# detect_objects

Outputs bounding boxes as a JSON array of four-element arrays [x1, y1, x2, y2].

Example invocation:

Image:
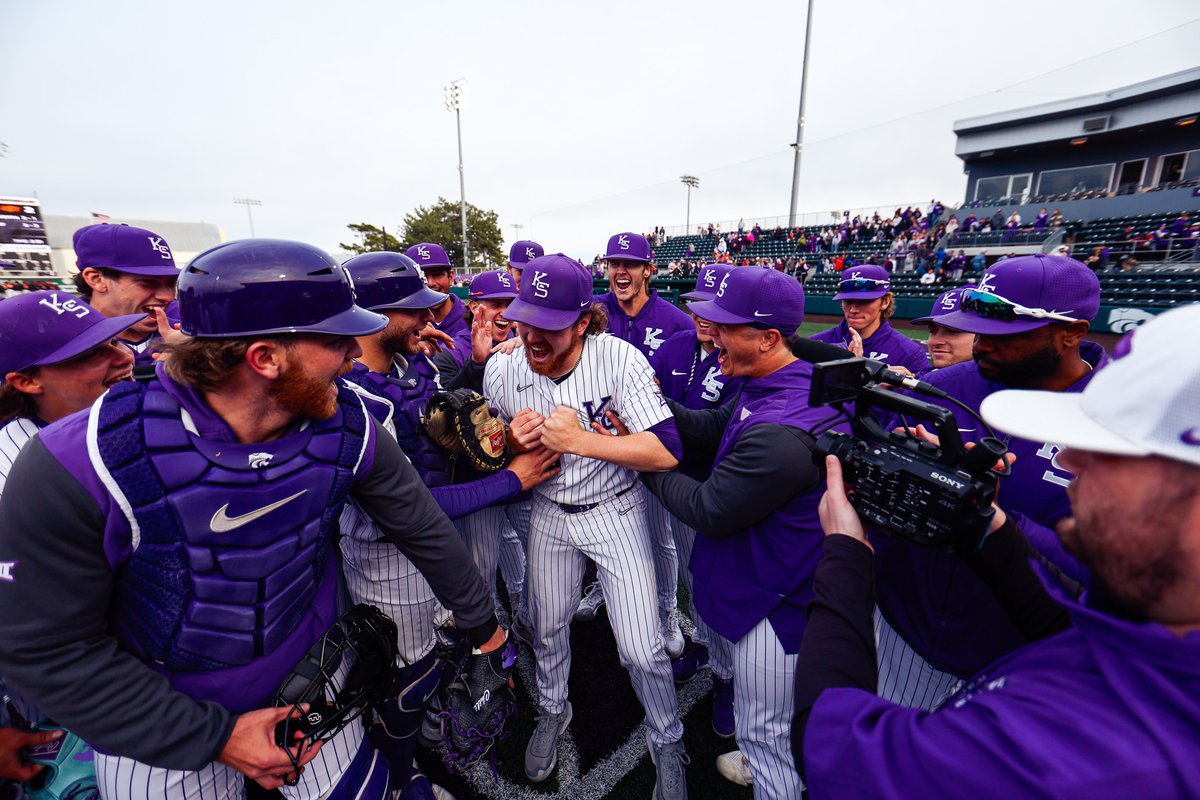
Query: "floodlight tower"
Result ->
[[680, 175, 700, 232], [233, 198, 262, 237], [444, 79, 469, 270]]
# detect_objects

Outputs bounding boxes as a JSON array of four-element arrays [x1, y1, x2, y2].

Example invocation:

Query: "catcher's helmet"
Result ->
[[343, 251, 448, 311], [177, 239, 387, 338]]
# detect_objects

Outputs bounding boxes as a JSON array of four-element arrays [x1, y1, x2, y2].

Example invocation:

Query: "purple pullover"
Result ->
[[599, 289, 693, 359], [810, 318, 928, 375]]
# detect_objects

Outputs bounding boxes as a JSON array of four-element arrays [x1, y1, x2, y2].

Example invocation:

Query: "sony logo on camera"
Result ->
[[930, 471, 966, 489]]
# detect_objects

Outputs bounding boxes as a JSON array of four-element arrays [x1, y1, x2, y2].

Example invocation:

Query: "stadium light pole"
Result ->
[[444, 79, 470, 271], [680, 175, 700, 232], [788, 0, 815, 228], [233, 198, 262, 237]]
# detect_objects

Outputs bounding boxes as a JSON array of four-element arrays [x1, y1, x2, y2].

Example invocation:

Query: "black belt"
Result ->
[[556, 483, 633, 515]]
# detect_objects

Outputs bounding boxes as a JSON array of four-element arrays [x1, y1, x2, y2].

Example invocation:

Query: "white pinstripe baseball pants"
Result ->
[[340, 536, 442, 666], [874, 608, 961, 710], [645, 492, 680, 614], [672, 519, 734, 680], [527, 485, 683, 745], [94, 717, 383, 800], [733, 618, 804, 800], [454, 506, 505, 600], [499, 499, 531, 618]]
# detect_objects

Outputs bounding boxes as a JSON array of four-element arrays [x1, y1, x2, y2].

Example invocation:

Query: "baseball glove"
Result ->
[[273, 604, 399, 784], [424, 389, 511, 473], [438, 638, 518, 772]]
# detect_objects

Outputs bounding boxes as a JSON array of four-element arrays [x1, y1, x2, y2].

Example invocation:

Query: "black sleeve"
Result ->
[[958, 516, 1071, 642], [791, 534, 878, 779], [432, 350, 462, 386], [0, 439, 234, 771], [665, 397, 733, 451], [444, 357, 485, 392], [641, 423, 820, 538], [352, 420, 498, 647]]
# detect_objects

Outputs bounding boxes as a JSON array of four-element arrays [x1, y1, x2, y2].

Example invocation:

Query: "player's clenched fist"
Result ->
[[540, 405, 590, 454], [508, 407, 546, 453]]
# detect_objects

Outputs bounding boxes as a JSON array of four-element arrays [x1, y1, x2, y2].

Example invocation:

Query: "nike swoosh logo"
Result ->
[[517, 383, 533, 392], [210, 490, 307, 533], [1182, 427, 1200, 446], [671, 370, 686, 376], [958, 428, 976, 433], [752, 311, 771, 317], [617, 506, 632, 516]]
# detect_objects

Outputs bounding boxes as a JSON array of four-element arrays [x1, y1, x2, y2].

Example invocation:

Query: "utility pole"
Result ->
[[788, 0, 815, 228], [444, 79, 469, 271], [680, 175, 700, 233], [233, 198, 262, 237]]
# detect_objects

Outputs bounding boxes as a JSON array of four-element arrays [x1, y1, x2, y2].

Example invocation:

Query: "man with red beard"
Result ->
[[0, 240, 511, 800], [795, 303, 1200, 799], [483, 254, 690, 798]]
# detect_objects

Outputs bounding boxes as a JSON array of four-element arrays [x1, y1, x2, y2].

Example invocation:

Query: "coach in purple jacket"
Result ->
[[796, 303, 1200, 799], [642, 268, 842, 799]]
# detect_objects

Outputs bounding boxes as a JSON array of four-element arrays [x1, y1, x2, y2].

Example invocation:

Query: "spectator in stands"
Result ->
[[1152, 224, 1172, 255], [919, 268, 937, 285], [948, 250, 968, 280], [971, 251, 987, 274], [990, 210, 1006, 230], [1048, 209, 1064, 229], [1172, 212, 1191, 236], [962, 213, 978, 232], [1033, 208, 1050, 230], [811, 264, 929, 374], [1083, 247, 1110, 273]]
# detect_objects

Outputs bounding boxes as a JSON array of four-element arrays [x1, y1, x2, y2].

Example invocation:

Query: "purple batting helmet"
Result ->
[[343, 251, 447, 311]]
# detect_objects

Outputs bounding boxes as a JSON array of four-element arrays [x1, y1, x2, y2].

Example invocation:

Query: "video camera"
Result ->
[[792, 338, 1008, 551]]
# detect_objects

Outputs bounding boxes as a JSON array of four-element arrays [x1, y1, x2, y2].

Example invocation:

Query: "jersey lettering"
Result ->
[[700, 366, 724, 403], [867, 351, 889, 361], [582, 396, 614, 430], [643, 327, 664, 353], [1035, 442, 1073, 488]]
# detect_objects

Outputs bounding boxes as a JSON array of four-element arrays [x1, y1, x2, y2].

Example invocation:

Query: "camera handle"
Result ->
[[852, 384, 968, 464]]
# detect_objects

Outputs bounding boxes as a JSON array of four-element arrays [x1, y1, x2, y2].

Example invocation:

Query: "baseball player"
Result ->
[[643, 267, 840, 800], [872, 254, 1107, 710], [405, 243, 468, 338], [909, 286, 974, 370], [795, 303, 1200, 798], [595, 232, 693, 655], [0, 291, 143, 498], [70, 223, 181, 365], [483, 254, 689, 799], [0, 239, 509, 800], [810, 264, 928, 375], [432, 269, 518, 380], [506, 239, 544, 289], [647, 264, 741, 733], [337, 251, 554, 796]]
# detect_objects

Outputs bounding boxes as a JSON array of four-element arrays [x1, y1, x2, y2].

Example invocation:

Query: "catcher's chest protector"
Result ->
[[343, 358, 451, 487], [94, 379, 368, 671]]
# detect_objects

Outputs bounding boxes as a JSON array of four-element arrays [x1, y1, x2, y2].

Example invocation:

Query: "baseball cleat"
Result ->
[[672, 641, 710, 683], [711, 676, 736, 739], [525, 702, 573, 782], [647, 732, 691, 800], [660, 608, 686, 659], [716, 750, 753, 787], [573, 582, 605, 622]]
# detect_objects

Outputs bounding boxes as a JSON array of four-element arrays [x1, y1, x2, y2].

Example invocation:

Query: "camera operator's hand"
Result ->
[[819, 455, 872, 551]]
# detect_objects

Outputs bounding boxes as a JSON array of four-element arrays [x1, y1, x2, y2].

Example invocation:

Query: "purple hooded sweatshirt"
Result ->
[[600, 288, 693, 359], [811, 318, 928, 375]]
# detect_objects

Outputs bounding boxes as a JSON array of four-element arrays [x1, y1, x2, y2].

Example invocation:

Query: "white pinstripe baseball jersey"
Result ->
[[483, 333, 671, 507], [0, 417, 39, 500]]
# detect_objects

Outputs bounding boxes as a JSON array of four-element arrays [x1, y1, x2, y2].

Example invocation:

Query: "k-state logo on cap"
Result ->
[[848, 269, 862, 279], [498, 273, 512, 287], [939, 293, 957, 311], [148, 237, 172, 259], [618, 234, 630, 250], [977, 272, 999, 294], [716, 273, 730, 298], [525, 247, 536, 259], [39, 292, 90, 319], [703, 270, 716, 288], [532, 270, 550, 299], [416, 245, 431, 260]]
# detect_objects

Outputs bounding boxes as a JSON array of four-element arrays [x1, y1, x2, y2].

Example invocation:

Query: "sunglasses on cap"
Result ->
[[839, 277, 890, 292], [962, 290, 1080, 323]]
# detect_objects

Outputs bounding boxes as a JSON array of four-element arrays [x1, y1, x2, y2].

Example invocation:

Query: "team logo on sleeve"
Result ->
[[148, 237, 172, 259], [39, 293, 91, 319], [618, 235, 630, 250], [532, 270, 551, 299]]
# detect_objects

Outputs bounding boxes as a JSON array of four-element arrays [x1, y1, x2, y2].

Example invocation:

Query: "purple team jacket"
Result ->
[[811, 318, 929, 375], [689, 360, 841, 652], [599, 289, 693, 359], [874, 341, 1108, 675], [806, 572, 1200, 799]]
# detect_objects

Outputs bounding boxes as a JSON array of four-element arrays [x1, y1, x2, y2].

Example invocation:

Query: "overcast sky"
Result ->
[[2, 0, 1198, 262]]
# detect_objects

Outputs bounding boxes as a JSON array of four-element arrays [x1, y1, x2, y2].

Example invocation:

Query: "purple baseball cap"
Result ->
[[73, 223, 181, 277], [604, 232, 653, 264], [508, 240, 544, 270], [0, 291, 146, 379], [681, 263, 735, 301], [405, 242, 453, 271], [911, 287, 969, 325], [935, 254, 1100, 336], [689, 268, 805, 333], [833, 264, 890, 301], [468, 269, 518, 300], [503, 254, 593, 331]]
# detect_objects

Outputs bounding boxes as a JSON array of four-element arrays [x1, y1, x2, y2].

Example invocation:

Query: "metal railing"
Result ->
[[659, 200, 934, 239]]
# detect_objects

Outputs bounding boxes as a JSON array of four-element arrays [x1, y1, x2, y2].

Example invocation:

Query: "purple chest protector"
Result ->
[[341, 357, 450, 487], [95, 379, 368, 672]]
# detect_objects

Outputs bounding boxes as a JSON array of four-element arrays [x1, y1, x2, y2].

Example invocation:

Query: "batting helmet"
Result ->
[[177, 239, 387, 338], [342, 251, 448, 311]]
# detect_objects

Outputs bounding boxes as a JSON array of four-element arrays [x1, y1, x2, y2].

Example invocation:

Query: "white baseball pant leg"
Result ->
[[673, 518, 734, 680], [733, 618, 804, 800], [453, 505, 504, 601], [340, 536, 441, 665], [528, 486, 683, 745], [645, 492, 679, 615], [874, 607, 962, 710]]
